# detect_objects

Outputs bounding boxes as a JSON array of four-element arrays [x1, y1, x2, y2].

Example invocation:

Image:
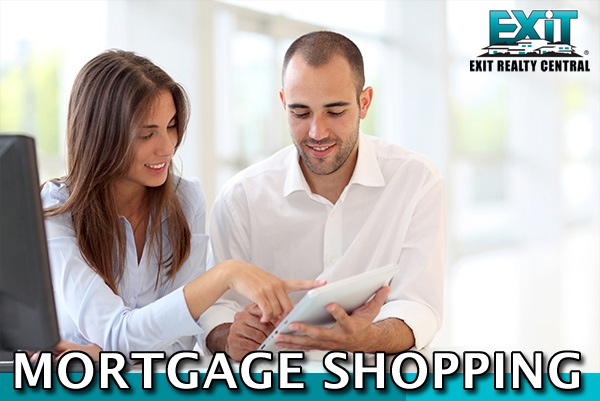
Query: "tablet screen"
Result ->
[[259, 263, 399, 353]]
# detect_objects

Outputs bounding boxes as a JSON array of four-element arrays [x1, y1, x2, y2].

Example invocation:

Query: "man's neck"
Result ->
[[301, 149, 358, 204]]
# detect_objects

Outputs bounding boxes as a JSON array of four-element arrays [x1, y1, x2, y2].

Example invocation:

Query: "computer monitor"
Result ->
[[0, 134, 60, 370]]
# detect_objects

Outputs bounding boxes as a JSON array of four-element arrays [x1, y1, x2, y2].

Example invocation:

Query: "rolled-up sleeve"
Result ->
[[376, 177, 446, 349]]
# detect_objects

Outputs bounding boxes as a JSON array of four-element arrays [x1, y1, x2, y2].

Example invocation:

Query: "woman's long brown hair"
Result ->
[[47, 50, 191, 294]]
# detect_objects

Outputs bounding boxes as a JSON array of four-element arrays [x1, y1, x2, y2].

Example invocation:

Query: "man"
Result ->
[[201, 31, 445, 361]]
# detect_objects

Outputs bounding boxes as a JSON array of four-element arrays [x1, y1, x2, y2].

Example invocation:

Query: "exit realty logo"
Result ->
[[471, 9, 590, 72]]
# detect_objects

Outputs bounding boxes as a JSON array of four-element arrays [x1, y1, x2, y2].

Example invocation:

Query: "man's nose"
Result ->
[[309, 115, 329, 141]]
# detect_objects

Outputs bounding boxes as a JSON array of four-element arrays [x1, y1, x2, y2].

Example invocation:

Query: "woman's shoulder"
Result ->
[[40, 180, 76, 239], [173, 176, 206, 219], [40, 180, 69, 208]]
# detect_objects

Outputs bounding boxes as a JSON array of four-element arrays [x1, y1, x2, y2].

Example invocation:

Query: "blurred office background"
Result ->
[[1, 0, 598, 369]]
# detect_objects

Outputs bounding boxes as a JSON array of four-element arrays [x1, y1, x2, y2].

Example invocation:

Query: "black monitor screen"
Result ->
[[0, 134, 59, 355]]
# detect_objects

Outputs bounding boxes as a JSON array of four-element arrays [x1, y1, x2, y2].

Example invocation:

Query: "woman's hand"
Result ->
[[184, 259, 325, 323], [223, 260, 325, 323], [51, 340, 103, 361], [29, 339, 103, 363]]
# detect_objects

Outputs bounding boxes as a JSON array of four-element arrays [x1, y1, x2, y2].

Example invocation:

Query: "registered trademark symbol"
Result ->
[[584, 50, 589, 55]]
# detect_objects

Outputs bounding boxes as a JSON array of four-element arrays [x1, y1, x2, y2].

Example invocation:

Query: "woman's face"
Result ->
[[115, 90, 178, 196]]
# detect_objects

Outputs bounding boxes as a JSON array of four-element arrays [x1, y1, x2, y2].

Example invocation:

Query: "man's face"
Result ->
[[280, 55, 372, 176]]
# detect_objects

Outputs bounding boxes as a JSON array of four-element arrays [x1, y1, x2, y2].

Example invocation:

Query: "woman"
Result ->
[[41, 50, 320, 359]]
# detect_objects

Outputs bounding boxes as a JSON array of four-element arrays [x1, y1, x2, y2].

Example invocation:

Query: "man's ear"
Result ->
[[279, 89, 286, 110], [359, 86, 373, 119]]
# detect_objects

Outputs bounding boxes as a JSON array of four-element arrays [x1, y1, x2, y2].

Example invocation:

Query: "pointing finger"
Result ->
[[284, 279, 327, 293]]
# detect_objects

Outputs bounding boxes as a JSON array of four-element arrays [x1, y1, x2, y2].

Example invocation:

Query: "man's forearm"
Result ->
[[206, 323, 232, 354], [366, 318, 415, 353]]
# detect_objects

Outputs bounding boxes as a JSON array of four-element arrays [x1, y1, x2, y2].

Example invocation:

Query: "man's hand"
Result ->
[[273, 286, 411, 353], [206, 279, 326, 360], [226, 304, 276, 361]]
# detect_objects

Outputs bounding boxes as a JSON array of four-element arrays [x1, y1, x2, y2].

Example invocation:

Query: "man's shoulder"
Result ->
[[366, 135, 444, 181], [221, 145, 295, 192]]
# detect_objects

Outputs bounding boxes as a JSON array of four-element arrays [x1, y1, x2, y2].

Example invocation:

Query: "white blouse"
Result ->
[[41, 177, 208, 358]]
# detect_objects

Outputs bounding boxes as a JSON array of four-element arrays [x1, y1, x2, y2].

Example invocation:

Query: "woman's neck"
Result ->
[[113, 182, 148, 221]]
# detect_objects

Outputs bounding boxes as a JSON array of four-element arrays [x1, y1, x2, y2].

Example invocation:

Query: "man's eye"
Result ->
[[328, 110, 345, 117], [292, 112, 309, 119]]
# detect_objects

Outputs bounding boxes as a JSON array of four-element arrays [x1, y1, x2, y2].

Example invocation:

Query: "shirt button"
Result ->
[[329, 257, 336, 265], [330, 211, 336, 218]]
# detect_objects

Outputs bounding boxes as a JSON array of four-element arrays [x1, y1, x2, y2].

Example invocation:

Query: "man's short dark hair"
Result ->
[[282, 31, 365, 95]]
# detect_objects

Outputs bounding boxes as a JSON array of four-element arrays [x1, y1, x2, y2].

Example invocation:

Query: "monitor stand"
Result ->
[[0, 350, 14, 372]]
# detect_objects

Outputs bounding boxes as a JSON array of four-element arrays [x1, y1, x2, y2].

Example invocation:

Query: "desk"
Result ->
[[129, 347, 583, 374], [128, 349, 427, 373]]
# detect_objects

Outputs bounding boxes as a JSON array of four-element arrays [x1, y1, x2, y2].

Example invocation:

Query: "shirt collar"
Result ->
[[348, 132, 386, 188], [283, 132, 385, 198], [283, 147, 309, 197]]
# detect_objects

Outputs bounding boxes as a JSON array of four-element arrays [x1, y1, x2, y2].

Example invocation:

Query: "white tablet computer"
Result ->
[[258, 263, 399, 353]]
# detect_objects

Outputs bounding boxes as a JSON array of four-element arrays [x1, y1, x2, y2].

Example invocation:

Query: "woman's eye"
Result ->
[[140, 133, 153, 140]]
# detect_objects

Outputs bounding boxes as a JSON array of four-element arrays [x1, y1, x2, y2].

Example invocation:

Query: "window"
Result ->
[[210, 1, 386, 194], [445, 0, 599, 356], [2, 0, 598, 366], [0, 0, 108, 182]]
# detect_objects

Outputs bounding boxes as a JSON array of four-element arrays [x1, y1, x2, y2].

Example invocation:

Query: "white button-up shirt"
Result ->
[[202, 133, 446, 350], [41, 177, 208, 358]]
